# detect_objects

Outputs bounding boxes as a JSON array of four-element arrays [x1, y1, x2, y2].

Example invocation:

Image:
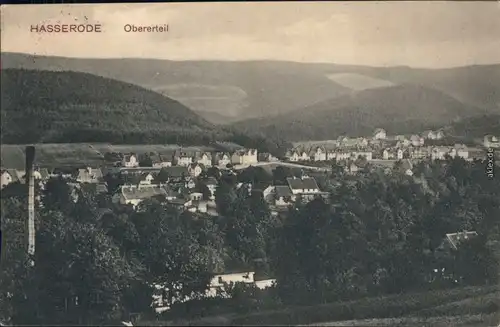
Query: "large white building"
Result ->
[[152, 271, 276, 312], [231, 149, 258, 165]]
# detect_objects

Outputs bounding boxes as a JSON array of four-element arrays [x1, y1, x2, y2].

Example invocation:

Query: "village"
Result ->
[[1, 130, 499, 213], [1, 129, 498, 314]]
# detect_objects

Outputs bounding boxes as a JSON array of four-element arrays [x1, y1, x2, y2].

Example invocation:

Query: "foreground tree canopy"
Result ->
[[1, 156, 498, 324]]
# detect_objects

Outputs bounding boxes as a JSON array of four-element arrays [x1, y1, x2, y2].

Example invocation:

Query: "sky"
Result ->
[[1, 2, 499, 68]]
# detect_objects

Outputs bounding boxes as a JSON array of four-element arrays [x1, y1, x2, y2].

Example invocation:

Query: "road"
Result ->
[[233, 161, 331, 172]]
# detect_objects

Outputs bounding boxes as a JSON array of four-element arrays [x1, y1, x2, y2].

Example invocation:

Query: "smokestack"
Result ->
[[25, 146, 36, 259]]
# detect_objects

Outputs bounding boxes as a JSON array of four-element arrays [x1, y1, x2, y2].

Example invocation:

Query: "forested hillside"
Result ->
[[3, 53, 498, 123], [232, 84, 489, 141], [0, 69, 226, 144]]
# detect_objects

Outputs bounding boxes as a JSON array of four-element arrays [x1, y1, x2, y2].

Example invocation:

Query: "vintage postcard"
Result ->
[[1, 2, 499, 326]]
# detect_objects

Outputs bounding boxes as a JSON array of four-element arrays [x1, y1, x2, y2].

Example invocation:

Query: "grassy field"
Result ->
[[0, 143, 216, 169], [137, 285, 499, 326]]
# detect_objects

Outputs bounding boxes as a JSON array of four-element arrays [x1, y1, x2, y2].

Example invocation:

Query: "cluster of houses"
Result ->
[[284, 128, 475, 163], [120, 148, 260, 169]]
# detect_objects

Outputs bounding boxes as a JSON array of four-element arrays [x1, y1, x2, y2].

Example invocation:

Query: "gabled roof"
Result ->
[[275, 185, 293, 198], [123, 154, 137, 161], [122, 174, 144, 185], [286, 177, 319, 191], [198, 152, 213, 159], [189, 162, 205, 170], [2, 169, 23, 183], [400, 159, 413, 171], [164, 166, 189, 178], [37, 168, 50, 180], [150, 154, 172, 164]]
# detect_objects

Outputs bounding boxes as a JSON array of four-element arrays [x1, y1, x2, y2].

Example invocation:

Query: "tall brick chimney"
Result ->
[[25, 146, 36, 259]]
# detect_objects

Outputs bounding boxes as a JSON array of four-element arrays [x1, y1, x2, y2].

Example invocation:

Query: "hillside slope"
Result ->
[[3, 53, 500, 118], [232, 84, 490, 141], [3, 53, 498, 124], [0, 69, 223, 144], [444, 114, 500, 139], [0, 53, 351, 122]]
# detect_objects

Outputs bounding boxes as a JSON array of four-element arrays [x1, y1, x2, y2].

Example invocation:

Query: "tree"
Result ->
[[195, 182, 212, 201], [103, 173, 124, 194], [206, 167, 221, 179], [215, 182, 237, 217], [130, 203, 219, 307], [155, 168, 170, 183], [272, 166, 294, 185], [238, 167, 272, 185], [42, 176, 74, 212], [138, 155, 153, 167]]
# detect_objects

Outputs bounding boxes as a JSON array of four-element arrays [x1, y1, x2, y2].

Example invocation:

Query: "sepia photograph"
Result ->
[[0, 2, 499, 326]]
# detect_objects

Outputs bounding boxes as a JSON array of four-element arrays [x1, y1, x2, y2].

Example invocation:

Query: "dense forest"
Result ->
[[0, 69, 224, 144], [1, 156, 499, 325], [0, 69, 290, 156]]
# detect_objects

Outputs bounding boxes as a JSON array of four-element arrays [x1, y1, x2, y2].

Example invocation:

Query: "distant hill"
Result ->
[[195, 110, 243, 125], [444, 114, 500, 139], [0, 53, 350, 123], [231, 84, 490, 141], [4, 52, 498, 124], [0, 69, 225, 144]]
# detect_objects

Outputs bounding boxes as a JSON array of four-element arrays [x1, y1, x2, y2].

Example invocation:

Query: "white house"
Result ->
[[273, 185, 296, 206], [410, 147, 429, 159], [286, 150, 300, 162], [188, 163, 204, 177], [213, 152, 231, 167], [312, 147, 327, 161], [255, 279, 276, 289], [382, 148, 394, 160], [286, 176, 320, 195], [326, 151, 336, 161], [231, 149, 258, 165], [122, 154, 139, 168], [396, 149, 403, 160], [117, 184, 175, 207], [76, 167, 103, 184], [1, 169, 19, 189], [140, 173, 155, 185], [203, 177, 218, 200], [424, 130, 445, 140], [484, 135, 500, 148], [373, 128, 387, 140], [410, 135, 425, 147], [174, 151, 194, 167], [151, 155, 173, 168], [197, 152, 212, 168], [152, 270, 276, 313], [431, 147, 449, 160]]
